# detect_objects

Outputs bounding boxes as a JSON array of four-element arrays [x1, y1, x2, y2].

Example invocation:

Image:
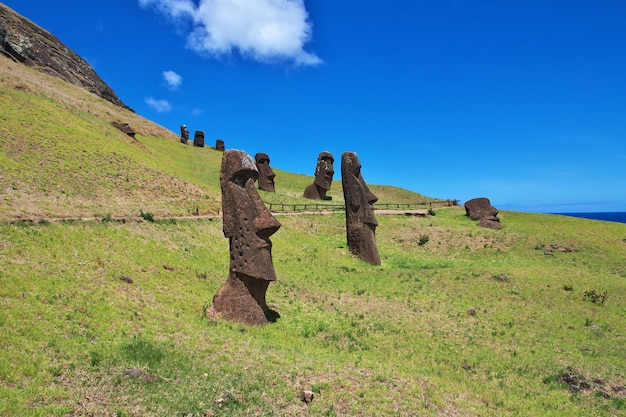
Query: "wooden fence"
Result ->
[[264, 199, 458, 213]]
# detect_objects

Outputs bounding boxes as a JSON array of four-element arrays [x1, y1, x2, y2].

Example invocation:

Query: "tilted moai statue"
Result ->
[[303, 151, 335, 200], [208, 150, 281, 325], [193, 130, 205, 147], [341, 152, 381, 265], [255, 152, 276, 192], [180, 124, 189, 144], [215, 139, 225, 152], [464, 197, 502, 229]]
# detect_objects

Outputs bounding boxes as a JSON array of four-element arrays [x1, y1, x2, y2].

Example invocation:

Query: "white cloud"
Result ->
[[145, 97, 172, 112], [163, 70, 183, 89], [139, 0, 321, 66]]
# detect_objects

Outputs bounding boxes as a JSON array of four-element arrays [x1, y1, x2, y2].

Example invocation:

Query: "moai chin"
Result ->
[[209, 150, 281, 325], [303, 151, 334, 200], [341, 152, 381, 265], [255, 152, 276, 192], [215, 139, 225, 152]]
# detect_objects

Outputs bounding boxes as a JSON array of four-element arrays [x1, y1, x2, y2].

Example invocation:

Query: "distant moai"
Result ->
[[303, 151, 335, 200], [341, 152, 381, 265], [193, 130, 205, 147], [208, 150, 281, 325], [215, 139, 225, 152], [255, 152, 276, 192], [180, 124, 189, 144], [110, 121, 136, 139], [464, 197, 502, 229]]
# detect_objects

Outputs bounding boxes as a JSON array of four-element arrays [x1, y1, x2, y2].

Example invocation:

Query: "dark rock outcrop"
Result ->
[[0, 3, 132, 111]]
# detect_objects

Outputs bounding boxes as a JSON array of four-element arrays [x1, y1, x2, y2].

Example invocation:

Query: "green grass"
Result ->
[[1, 211, 624, 416], [1, 55, 625, 416]]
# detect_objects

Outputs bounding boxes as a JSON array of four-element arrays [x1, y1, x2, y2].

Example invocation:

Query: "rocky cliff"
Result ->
[[0, 3, 132, 111]]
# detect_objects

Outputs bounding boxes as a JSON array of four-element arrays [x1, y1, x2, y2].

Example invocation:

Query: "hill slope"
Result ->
[[1, 36, 625, 417], [0, 54, 438, 221]]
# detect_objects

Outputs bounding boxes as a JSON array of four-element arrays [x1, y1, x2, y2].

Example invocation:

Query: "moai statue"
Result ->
[[341, 152, 381, 265], [255, 152, 276, 192], [464, 197, 502, 229], [215, 139, 225, 152], [193, 130, 205, 147], [208, 150, 281, 325], [303, 151, 335, 200], [180, 124, 189, 144]]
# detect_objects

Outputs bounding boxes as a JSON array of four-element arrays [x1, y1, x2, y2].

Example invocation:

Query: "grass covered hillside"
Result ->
[[0, 55, 436, 221], [1, 54, 625, 416]]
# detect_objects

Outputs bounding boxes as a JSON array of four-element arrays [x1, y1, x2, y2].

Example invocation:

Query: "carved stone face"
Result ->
[[255, 152, 276, 192], [341, 152, 380, 265], [221, 150, 281, 280], [314, 151, 335, 191]]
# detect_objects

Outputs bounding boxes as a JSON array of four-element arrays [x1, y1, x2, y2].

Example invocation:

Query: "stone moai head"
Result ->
[[341, 152, 381, 265], [215, 139, 225, 152], [180, 124, 189, 144], [209, 150, 281, 325], [193, 130, 205, 147], [255, 152, 276, 192], [464, 197, 502, 229], [303, 151, 335, 200]]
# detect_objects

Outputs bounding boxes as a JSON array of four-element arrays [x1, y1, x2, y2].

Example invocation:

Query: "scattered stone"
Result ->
[[479, 216, 503, 229], [341, 152, 381, 266], [467, 308, 477, 316], [163, 265, 174, 272], [120, 275, 133, 284], [462, 362, 472, 370], [215, 392, 233, 407], [494, 274, 508, 282], [301, 390, 314, 404], [124, 368, 156, 382]]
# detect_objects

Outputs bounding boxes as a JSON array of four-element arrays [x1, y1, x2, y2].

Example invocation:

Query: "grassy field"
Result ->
[[1, 55, 625, 416]]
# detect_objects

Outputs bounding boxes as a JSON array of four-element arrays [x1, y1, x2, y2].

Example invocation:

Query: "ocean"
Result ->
[[553, 212, 626, 224]]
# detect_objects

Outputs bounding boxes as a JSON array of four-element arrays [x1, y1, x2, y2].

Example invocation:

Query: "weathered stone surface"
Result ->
[[341, 152, 381, 265], [304, 151, 334, 200], [301, 390, 314, 404], [208, 150, 281, 325], [215, 139, 225, 151], [0, 3, 132, 111], [465, 197, 502, 228], [479, 216, 503, 229], [180, 124, 189, 144], [255, 153, 276, 192], [193, 130, 205, 147], [464, 197, 498, 220], [110, 121, 136, 138]]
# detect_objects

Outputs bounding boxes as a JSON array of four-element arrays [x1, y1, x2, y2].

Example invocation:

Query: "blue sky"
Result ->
[[5, 0, 626, 212]]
